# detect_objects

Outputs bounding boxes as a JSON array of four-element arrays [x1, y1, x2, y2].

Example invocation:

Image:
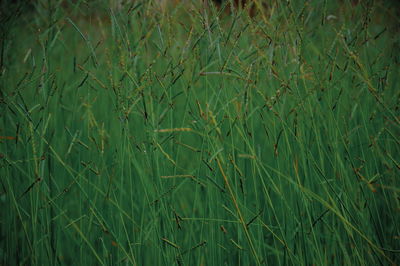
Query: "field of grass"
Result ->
[[1, 0, 399, 265]]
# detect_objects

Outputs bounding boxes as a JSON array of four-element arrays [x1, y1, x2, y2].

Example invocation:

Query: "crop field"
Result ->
[[1, 0, 399, 265]]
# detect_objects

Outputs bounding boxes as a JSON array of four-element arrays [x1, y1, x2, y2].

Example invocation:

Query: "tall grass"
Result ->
[[1, 0, 399, 265]]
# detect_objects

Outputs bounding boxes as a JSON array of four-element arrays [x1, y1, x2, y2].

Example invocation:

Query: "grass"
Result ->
[[1, 0, 399, 265]]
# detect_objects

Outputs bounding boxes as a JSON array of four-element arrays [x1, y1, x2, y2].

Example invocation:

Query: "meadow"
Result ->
[[1, 0, 399, 265]]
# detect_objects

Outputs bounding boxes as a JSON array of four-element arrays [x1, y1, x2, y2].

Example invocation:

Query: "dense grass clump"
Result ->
[[1, 0, 399, 265]]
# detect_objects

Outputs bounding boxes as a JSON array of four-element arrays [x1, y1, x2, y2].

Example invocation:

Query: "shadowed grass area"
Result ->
[[1, 0, 399, 265]]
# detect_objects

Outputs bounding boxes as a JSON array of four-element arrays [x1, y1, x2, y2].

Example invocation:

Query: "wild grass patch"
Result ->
[[1, 0, 399, 265]]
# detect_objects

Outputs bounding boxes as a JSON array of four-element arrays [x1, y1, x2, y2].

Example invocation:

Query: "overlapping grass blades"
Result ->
[[1, 0, 399, 265]]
